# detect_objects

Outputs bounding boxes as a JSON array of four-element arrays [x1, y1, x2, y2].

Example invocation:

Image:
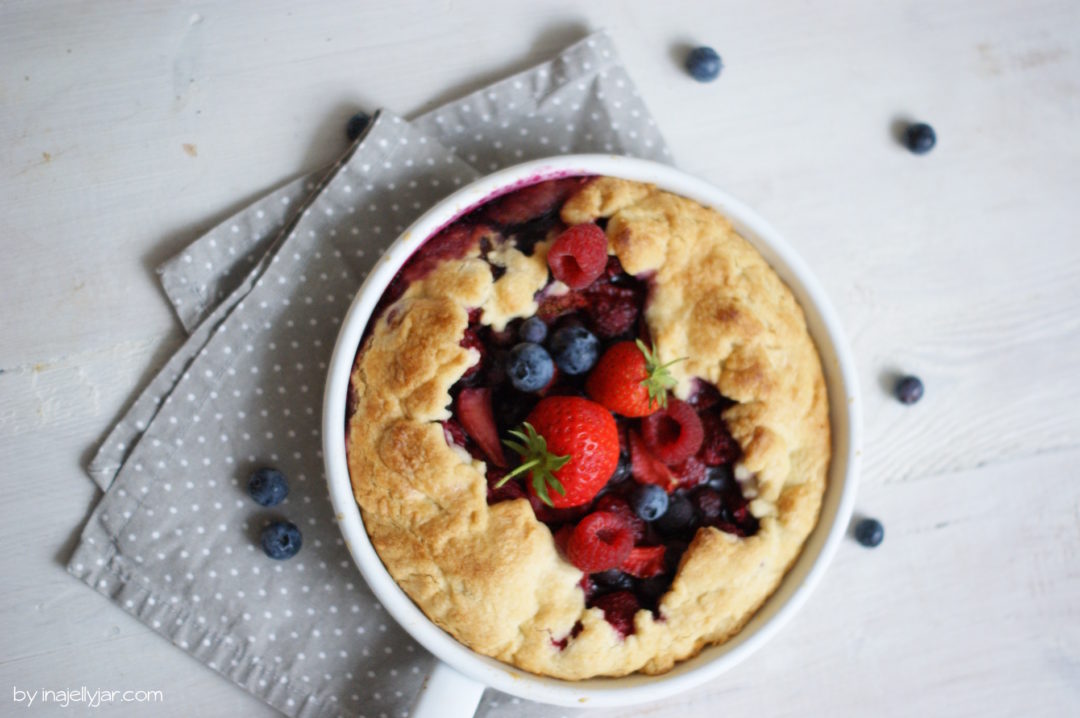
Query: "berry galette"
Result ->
[[345, 176, 830, 679]]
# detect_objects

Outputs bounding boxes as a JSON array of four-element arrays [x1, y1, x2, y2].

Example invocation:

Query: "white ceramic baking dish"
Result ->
[[323, 155, 861, 717]]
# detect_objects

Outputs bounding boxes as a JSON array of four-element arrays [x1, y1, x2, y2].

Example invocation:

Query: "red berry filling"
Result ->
[[483, 177, 584, 226], [699, 412, 741, 466], [455, 388, 507, 467], [547, 223, 609, 290], [641, 399, 703, 464], [366, 178, 761, 639], [593, 494, 647, 543], [629, 429, 674, 490], [583, 282, 641, 339], [620, 545, 667, 578], [591, 591, 640, 638], [566, 512, 634, 573]]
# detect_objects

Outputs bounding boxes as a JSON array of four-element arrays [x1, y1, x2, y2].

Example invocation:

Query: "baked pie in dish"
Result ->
[[344, 175, 830, 679]]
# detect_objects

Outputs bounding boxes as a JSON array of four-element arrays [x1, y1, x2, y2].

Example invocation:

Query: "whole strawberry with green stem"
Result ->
[[586, 339, 684, 417], [497, 396, 619, 508]]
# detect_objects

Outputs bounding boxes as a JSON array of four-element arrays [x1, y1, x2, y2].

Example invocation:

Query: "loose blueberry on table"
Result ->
[[895, 374, 924, 404], [261, 520, 303, 560], [903, 122, 936, 155], [248, 467, 289, 507], [685, 46, 723, 82], [853, 518, 885, 548], [345, 111, 371, 141], [379, 178, 758, 640]]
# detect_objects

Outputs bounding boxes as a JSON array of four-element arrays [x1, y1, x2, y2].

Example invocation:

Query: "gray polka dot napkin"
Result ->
[[72, 32, 670, 718]]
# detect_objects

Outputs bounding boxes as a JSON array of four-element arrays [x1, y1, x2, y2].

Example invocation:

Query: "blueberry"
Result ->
[[663, 541, 689, 574], [853, 518, 885, 548], [630, 484, 669, 521], [904, 122, 936, 155], [506, 342, 555, 392], [685, 46, 722, 82], [895, 375, 924, 404], [248, 468, 289, 507], [261, 521, 302, 560], [637, 575, 669, 604], [549, 326, 599, 375], [519, 316, 548, 344], [610, 452, 632, 484], [705, 464, 734, 492], [592, 569, 634, 592], [346, 111, 371, 141], [655, 492, 695, 534]]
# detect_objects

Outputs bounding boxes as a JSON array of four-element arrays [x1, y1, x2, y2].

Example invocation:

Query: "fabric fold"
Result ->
[[73, 31, 672, 718]]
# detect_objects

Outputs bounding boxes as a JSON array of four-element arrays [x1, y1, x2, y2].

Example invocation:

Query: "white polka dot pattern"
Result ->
[[74, 31, 671, 718]]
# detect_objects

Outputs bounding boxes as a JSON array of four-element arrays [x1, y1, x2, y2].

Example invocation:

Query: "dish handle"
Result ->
[[412, 661, 486, 718]]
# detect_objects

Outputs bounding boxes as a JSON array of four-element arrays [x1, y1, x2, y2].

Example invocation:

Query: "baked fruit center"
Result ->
[[376, 178, 761, 640]]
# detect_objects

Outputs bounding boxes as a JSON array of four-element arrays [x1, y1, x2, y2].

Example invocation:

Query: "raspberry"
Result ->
[[670, 455, 708, 490], [628, 430, 675, 491], [584, 283, 640, 338], [593, 494, 647, 543], [547, 224, 608, 289], [566, 512, 634, 573], [699, 412, 740, 466], [591, 590, 640, 637], [620, 545, 666, 578], [641, 399, 704, 465]]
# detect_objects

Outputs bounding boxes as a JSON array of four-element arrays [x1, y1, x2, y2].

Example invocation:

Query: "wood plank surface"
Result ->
[[2, 0, 1078, 715]]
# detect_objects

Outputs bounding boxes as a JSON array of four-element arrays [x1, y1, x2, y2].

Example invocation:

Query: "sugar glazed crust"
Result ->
[[346, 177, 830, 679]]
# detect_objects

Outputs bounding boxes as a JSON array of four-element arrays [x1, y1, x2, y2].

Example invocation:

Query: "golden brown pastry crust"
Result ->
[[346, 177, 830, 679]]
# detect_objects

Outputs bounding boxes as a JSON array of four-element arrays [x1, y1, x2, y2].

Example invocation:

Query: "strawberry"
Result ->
[[628, 430, 675, 491], [459, 326, 485, 380], [455, 388, 507, 467], [566, 511, 634, 573], [400, 223, 492, 285], [591, 591, 640, 638], [547, 223, 608, 289], [585, 340, 682, 418], [497, 396, 619, 508], [483, 177, 583, 225], [641, 399, 704, 465], [536, 290, 588, 323], [620, 545, 667, 578]]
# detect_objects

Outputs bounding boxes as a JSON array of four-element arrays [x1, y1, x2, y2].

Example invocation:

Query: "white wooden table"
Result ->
[[2, 1, 1078, 715]]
